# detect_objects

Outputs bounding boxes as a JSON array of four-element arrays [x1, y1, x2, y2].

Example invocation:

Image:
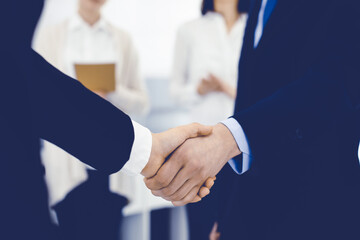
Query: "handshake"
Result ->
[[141, 123, 242, 206]]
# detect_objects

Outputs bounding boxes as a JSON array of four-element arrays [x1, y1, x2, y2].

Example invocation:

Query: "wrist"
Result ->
[[141, 133, 161, 177], [214, 124, 242, 160]]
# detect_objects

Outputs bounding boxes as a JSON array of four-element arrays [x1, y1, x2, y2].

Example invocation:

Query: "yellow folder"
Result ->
[[75, 63, 116, 92]]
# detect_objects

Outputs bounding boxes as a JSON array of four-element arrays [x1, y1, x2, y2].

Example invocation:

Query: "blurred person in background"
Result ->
[[170, 0, 249, 239], [35, 0, 149, 239]]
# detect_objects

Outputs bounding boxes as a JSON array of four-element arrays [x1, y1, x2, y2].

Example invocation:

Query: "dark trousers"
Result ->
[[53, 170, 128, 240], [151, 208, 171, 240]]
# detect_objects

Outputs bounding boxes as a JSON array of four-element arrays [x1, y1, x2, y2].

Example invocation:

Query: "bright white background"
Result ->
[[35, 0, 202, 78]]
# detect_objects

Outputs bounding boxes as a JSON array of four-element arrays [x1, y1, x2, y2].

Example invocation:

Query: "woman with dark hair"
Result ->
[[171, 0, 248, 126], [202, 0, 250, 16], [170, 0, 249, 239]]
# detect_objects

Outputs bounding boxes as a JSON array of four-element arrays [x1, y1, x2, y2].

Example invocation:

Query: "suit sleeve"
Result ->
[[27, 49, 135, 175], [233, 2, 360, 172]]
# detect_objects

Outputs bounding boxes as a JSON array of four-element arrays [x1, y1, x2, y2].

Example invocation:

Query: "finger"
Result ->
[[182, 123, 213, 139], [144, 167, 182, 191], [190, 195, 202, 203], [146, 136, 197, 192], [162, 123, 212, 156], [172, 185, 202, 207], [204, 177, 215, 189], [198, 186, 210, 199], [144, 159, 183, 191], [154, 164, 197, 198], [160, 163, 204, 201], [209, 73, 218, 80]]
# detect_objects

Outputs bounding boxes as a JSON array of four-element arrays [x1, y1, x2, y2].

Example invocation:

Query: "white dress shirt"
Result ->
[[171, 12, 247, 125], [254, 0, 269, 48]]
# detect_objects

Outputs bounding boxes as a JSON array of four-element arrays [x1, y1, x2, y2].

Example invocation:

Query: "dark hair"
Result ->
[[201, 0, 250, 15]]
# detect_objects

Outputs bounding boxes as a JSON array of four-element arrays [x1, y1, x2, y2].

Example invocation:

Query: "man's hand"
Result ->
[[141, 123, 213, 178], [141, 123, 215, 202], [145, 123, 241, 206]]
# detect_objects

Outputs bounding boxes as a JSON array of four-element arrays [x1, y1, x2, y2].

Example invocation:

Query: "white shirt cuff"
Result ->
[[221, 118, 252, 175], [120, 120, 152, 176]]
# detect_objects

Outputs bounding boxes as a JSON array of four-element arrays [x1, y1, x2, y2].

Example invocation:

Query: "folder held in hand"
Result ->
[[75, 63, 116, 92]]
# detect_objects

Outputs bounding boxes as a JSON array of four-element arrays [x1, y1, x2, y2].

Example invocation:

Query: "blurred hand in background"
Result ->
[[197, 74, 237, 99]]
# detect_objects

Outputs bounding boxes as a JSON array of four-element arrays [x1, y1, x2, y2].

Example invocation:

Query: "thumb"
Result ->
[[182, 123, 213, 139], [160, 123, 213, 160]]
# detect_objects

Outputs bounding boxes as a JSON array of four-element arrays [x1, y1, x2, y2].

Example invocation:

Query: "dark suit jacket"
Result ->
[[0, 47, 135, 239], [0, 2, 136, 236], [220, 0, 360, 239]]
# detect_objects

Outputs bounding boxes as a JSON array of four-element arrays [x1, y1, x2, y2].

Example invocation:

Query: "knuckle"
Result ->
[[183, 195, 193, 204], [182, 147, 192, 157], [168, 196, 178, 202], [199, 171, 207, 179], [198, 167, 207, 178], [189, 159, 200, 170], [156, 176, 169, 187], [191, 122, 200, 134], [161, 187, 173, 196], [170, 191, 183, 202], [167, 185, 176, 195], [144, 179, 153, 189], [151, 190, 160, 197], [168, 193, 179, 202], [163, 196, 172, 201], [191, 122, 200, 128]]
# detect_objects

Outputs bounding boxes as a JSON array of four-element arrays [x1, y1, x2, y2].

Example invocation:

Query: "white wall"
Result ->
[[35, 0, 202, 78]]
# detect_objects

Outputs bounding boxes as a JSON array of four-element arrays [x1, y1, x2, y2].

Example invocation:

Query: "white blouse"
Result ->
[[63, 15, 118, 78], [171, 12, 247, 125]]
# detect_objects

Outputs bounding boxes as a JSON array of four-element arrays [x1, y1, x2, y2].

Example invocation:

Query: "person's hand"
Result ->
[[144, 123, 241, 206], [197, 74, 236, 99], [141, 123, 213, 178], [197, 75, 221, 96], [209, 222, 221, 240], [141, 123, 216, 202]]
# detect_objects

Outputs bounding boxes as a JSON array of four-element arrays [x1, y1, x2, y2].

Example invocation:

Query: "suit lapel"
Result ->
[[254, 0, 304, 50], [236, 0, 304, 110]]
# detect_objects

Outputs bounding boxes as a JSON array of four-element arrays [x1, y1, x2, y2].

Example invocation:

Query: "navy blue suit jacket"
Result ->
[[0, 1, 135, 239], [221, 0, 360, 239]]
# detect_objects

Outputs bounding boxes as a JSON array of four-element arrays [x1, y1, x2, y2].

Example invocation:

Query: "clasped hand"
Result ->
[[141, 123, 241, 206]]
